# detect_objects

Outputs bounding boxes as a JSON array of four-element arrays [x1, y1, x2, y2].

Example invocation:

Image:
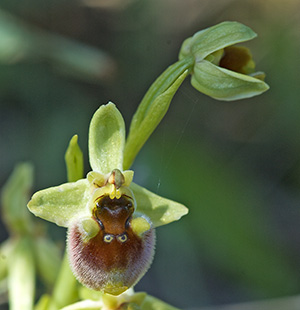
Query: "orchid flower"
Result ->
[[28, 102, 188, 296]]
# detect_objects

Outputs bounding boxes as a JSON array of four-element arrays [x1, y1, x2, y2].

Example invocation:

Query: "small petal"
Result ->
[[89, 102, 125, 173], [131, 216, 152, 237], [130, 183, 188, 228], [123, 170, 134, 186], [191, 60, 269, 101], [77, 217, 100, 243], [27, 179, 90, 227], [87, 171, 107, 188], [179, 21, 257, 61]]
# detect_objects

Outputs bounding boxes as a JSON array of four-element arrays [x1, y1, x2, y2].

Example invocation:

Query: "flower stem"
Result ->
[[8, 237, 35, 310], [123, 57, 194, 170]]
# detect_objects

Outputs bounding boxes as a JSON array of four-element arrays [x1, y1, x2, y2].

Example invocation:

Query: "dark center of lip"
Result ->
[[219, 46, 254, 75], [93, 195, 134, 234]]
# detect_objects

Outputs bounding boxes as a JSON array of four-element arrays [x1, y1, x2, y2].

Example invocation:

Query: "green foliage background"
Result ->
[[1, 0, 300, 308]]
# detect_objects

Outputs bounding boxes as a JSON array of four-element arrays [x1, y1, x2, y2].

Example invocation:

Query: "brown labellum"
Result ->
[[67, 195, 155, 295]]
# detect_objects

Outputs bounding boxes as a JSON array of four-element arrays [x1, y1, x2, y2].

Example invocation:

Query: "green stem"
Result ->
[[123, 57, 194, 170], [8, 237, 35, 310], [130, 57, 193, 128]]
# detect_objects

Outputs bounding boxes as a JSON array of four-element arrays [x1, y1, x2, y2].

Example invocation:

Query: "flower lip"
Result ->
[[218, 46, 255, 75]]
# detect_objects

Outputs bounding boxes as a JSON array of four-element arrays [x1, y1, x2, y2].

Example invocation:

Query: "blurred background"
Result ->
[[1, 0, 300, 309]]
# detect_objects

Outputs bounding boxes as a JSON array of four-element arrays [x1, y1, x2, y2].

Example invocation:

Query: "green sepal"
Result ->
[[179, 21, 257, 61], [130, 183, 188, 228], [89, 102, 125, 173], [27, 179, 90, 227], [65, 135, 84, 182], [124, 68, 190, 170], [191, 60, 269, 100], [8, 237, 35, 310], [1, 162, 34, 235]]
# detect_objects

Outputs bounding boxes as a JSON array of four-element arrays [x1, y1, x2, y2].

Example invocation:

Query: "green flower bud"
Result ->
[[179, 21, 269, 100]]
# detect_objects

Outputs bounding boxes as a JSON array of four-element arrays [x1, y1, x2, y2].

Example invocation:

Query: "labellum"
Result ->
[[67, 170, 155, 296]]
